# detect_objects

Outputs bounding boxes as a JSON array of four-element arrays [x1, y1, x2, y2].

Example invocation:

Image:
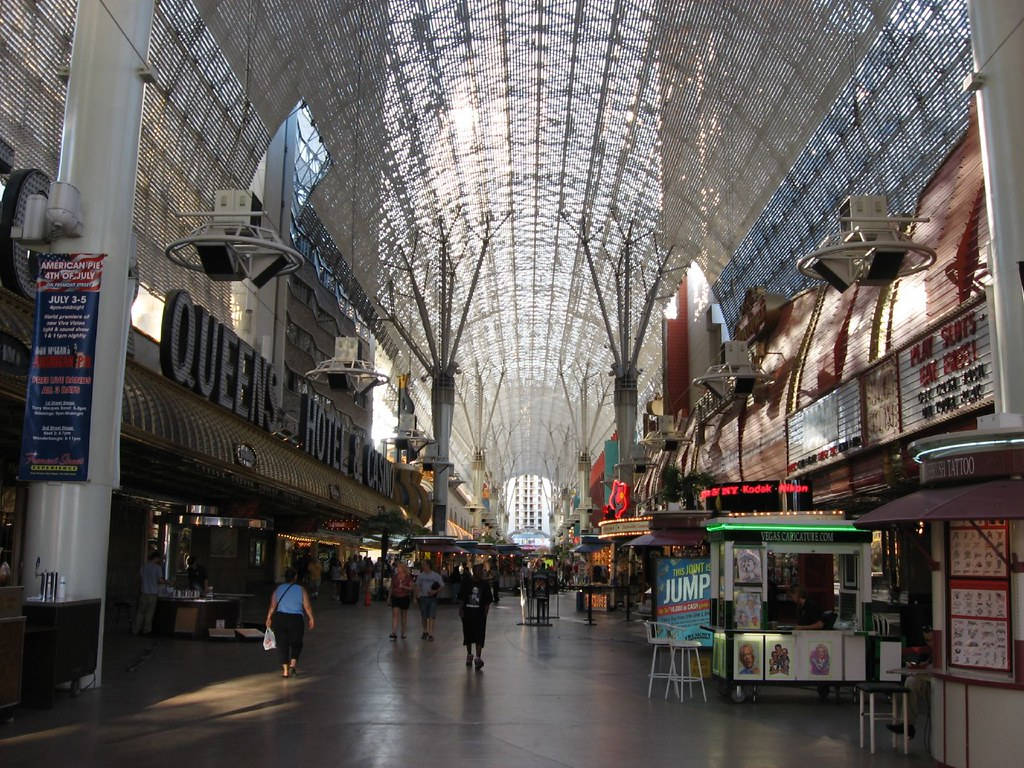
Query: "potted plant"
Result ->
[[661, 465, 683, 511], [680, 471, 715, 510]]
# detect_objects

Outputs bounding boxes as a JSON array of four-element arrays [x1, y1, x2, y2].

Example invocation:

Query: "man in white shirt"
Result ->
[[414, 559, 444, 640]]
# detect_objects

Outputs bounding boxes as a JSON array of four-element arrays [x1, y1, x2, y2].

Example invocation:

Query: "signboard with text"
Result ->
[[655, 557, 712, 646], [18, 254, 105, 481], [899, 306, 992, 433], [700, 480, 813, 513], [787, 379, 862, 474]]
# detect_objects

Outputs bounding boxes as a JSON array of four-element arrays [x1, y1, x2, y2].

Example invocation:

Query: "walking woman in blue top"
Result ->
[[265, 567, 315, 677]]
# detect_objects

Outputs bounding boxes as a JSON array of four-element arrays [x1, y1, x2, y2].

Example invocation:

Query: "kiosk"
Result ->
[[706, 515, 889, 702]]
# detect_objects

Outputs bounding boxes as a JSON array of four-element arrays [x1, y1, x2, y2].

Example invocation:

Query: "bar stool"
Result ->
[[855, 681, 910, 754], [643, 621, 673, 698], [667, 634, 707, 703]]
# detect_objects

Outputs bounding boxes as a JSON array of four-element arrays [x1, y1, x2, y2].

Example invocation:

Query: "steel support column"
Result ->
[[969, 0, 1024, 416], [22, 0, 155, 687], [430, 373, 455, 534]]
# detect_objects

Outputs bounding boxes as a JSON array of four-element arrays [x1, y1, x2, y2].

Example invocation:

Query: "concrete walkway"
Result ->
[[1, 592, 932, 767]]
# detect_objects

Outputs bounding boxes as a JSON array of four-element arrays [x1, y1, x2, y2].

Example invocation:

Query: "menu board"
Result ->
[[948, 520, 1011, 672], [949, 521, 1008, 578]]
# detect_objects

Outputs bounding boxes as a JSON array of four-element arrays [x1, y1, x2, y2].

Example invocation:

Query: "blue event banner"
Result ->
[[18, 253, 105, 482], [655, 557, 712, 646]]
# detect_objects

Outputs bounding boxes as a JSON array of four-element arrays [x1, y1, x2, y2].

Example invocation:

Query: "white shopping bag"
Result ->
[[263, 627, 276, 651]]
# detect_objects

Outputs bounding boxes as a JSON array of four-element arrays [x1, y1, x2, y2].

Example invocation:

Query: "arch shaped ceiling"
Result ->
[[197, 0, 891, 481]]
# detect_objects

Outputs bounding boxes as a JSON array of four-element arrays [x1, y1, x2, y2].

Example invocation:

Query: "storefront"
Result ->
[[855, 440, 1024, 767], [0, 285, 402, 616]]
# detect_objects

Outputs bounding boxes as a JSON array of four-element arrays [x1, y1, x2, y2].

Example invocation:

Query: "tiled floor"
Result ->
[[1, 592, 932, 767]]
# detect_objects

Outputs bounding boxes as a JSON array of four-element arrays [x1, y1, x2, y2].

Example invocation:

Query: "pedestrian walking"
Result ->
[[414, 558, 444, 640], [266, 567, 315, 677], [307, 556, 322, 600], [389, 561, 413, 639], [459, 563, 492, 669], [133, 551, 167, 635]]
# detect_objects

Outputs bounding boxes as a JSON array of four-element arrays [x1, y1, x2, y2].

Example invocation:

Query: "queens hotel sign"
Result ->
[[160, 291, 392, 497]]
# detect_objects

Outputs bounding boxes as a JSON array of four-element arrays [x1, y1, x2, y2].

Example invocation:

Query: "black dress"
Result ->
[[459, 577, 493, 647]]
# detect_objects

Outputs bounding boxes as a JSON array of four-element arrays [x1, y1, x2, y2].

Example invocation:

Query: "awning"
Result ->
[[573, 541, 611, 554], [854, 479, 1024, 527], [624, 529, 705, 548]]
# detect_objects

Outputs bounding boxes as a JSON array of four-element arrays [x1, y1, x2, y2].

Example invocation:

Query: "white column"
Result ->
[[968, 0, 1024, 415], [23, 0, 155, 686]]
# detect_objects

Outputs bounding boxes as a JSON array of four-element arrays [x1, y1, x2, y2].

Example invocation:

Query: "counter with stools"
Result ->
[[855, 681, 910, 755]]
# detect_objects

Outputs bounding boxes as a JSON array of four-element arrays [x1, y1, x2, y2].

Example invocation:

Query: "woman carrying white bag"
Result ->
[[265, 567, 315, 677]]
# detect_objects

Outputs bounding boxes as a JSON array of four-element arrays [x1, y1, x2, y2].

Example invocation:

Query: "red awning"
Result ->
[[854, 479, 1024, 527], [624, 529, 705, 548]]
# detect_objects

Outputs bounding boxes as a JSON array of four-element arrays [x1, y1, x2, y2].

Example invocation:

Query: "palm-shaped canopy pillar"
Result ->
[[560, 366, 611, 534], [377, 210, 503, 534], [459, 366, 505, 533], [567, 212, 674, 496]]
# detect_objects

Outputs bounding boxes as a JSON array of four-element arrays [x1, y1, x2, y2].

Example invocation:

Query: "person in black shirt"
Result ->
[[789, 586, 824, 629], [458, 563, 493, 669]]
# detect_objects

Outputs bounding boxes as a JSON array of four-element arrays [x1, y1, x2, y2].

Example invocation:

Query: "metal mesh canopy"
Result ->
[[196, 0, 892, 481]]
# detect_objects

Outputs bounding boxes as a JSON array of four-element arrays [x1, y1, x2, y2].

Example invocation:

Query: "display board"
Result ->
[[786, 379, 862, 474], [948, 520, 1011, 673], [655, 558, 712, 646]]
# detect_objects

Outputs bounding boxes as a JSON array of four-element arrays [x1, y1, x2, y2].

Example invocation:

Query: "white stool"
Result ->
[[643, 621, 673, 698], [856, 682, 910, 754], [666, 636, 707, 702]]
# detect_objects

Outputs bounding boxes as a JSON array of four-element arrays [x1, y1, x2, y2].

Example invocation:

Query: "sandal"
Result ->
[[389, 633, 397, 640], [474, 657, 484, 670]]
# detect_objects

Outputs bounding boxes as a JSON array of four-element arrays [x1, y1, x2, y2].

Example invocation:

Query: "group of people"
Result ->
[[265, 557, 496, 675]]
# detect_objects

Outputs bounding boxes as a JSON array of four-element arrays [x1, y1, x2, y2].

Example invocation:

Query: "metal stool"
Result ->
[[855, 681, 910, 754], [667, 635, 707, 702], [643, 621, 673, 698]]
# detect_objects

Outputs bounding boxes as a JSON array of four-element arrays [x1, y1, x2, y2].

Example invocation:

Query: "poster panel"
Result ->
[[733, 588, 762, 630], [655, 557, 712, 646], [763, 633, 797, 681], [18, 253, 105, 482], [796, 633, 842, 680], [733, 633, 764, 680]]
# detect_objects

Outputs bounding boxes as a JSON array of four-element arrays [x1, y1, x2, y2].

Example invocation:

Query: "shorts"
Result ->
[[391, 595, 411, 610], [418, 595, 438, 619]]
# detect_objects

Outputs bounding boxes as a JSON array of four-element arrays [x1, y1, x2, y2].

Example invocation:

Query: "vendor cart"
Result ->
[[706, 516, 895, 702]]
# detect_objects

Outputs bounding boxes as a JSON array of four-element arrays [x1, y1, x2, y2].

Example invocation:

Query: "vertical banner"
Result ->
[[655, 557, 712, 646], [18, 253, 105, 482]]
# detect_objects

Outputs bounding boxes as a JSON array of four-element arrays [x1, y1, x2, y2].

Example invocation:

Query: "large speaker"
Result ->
[[810, 260, 851, 293], [863, 249, 906, 284], [196, 243, 239, 280]]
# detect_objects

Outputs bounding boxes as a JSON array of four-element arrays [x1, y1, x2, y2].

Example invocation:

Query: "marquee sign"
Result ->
[[899, 306, 992, 433], [787, 379, 862, 474], [160, 290, 280, 431], [299, 394, 393, 497]]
